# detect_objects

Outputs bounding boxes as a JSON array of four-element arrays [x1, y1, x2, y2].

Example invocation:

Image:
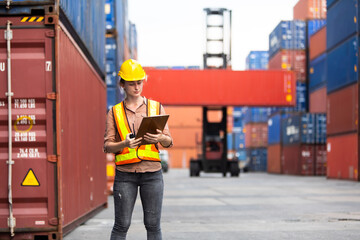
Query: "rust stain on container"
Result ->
[[327, 133, 359, 181], [327, 83, 358, 135], [309, 86, 327, 113], [310, 26, 326, 61]]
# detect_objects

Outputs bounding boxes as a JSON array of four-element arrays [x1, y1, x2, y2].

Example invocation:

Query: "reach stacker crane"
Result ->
[[143, 8, 296, 177]]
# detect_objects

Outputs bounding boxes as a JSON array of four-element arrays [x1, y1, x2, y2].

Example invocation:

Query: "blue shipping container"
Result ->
[[267, 113, 292, 145], [309, 53, 327, 92], [246, 51, 269, 70], [315, 114, 327, 144], [0, 0, 106, 74], [107, 87, 118, 110], [129, 22, 137, 58], [233, 107, 245, 128], [282, 113, 316, 145], [308, 19, 326, 39], [327, 35, 358, 93], [269, 20, 306, 57], [243, 108, 272, 124], [105, 0, 116, 30], [246, 148, 267, 172], [327, 0, 339, 8], [327, 0, 358, 51], [288, 81, 308, 112], [236, 149, 247, 161]]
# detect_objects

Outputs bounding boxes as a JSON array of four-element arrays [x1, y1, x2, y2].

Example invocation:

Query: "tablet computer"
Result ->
[[135, 115, 170, 145]]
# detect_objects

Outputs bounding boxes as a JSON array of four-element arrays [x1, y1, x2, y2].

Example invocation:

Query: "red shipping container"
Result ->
[[327, 83, 358, 135], [0, 17, 107, 238], [244, 123, 268, 148], [293, 0, 327, 20], [309, 86, 327, 113], [309, 26, 326, 61], [315, 145, 327, 176], [143, 69, 296, 106], [327, 133, 359, 181], [282, 145, 315, 175], [169, 127, 202, 148], [165, 106, 203, 128], [167, 148, 198, 168], [268, 50, 306, 82], [267, 144, 282, 174]]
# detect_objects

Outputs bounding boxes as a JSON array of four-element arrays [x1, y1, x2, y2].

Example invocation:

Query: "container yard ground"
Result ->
[[65, 169, 360, 240]]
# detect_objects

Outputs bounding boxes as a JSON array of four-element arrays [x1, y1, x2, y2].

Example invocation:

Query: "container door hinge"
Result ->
[[47, 155, 58, 163], [47, 92, 57, 100], [7, 217, 16, 228], [45, 30, 55, 38], [48, 218, 58, 226]]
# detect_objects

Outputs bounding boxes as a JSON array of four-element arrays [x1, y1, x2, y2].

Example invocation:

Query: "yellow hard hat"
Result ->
[[118, 59, 146, 81]]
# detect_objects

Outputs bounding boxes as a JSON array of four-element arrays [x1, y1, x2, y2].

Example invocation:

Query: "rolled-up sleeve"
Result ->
[[103, 109, 117, 153], [160, 105, 173, 148]]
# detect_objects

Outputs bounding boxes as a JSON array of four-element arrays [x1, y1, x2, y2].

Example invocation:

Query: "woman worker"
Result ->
[[103, 59, 173, 240]]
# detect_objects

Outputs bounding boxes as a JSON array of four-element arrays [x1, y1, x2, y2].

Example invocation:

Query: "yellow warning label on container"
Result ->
[[21, 169, 40, 186]]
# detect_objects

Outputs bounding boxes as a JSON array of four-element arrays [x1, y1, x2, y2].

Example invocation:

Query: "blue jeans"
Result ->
[[110, 170, 164, 240]]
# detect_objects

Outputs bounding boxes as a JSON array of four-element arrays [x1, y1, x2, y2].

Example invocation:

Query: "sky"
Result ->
[[128, 0, 299, 70]]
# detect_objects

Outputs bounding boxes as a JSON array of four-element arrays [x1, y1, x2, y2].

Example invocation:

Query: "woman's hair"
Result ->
[[119, 78, 125, 85]]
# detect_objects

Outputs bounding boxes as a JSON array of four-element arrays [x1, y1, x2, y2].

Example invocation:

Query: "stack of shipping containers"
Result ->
[[0, 1, 107, 239], [165, 107, 203, 168], [105, 0, 128, 109], [267, 0, 328, 176], [308, 17, 327, 176], [241, 51, 271, 171], [104, 0, 139, 193], [326, 0, 359, 181]]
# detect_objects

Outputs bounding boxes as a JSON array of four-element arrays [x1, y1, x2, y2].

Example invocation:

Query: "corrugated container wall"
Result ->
[[327, 35, 358, 93], [309, 53, 327, 91], [293, 0, 327, 20], [309, 86, 327, 113], [245, 51, 269, 70], [327, 83, 358, 135], [282, 113, 316, 145], [246, 148, 267, 172], [308, 19, 327, 39], [327, 133, 359, 181], [0, 0, 106, 76], [165, 107, 202, 168], [129, 22, 138, 60], [267, 144, 282, 174], [309, 26, 326, 61], [244, 123, 268, 148], [327, 0, 359, 51], [269, 20, 306, 57], [0, 15, 107, 239], [268, 50, 306, 82]]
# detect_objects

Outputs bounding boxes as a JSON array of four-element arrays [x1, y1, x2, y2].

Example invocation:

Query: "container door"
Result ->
[[0, 25, 57, 233]]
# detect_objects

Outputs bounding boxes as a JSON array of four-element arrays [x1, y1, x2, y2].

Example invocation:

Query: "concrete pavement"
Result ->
[[64, 169, 360, 240]]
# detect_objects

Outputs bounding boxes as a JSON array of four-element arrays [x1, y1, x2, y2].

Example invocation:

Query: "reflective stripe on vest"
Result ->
[[113, 99, 161, 165]]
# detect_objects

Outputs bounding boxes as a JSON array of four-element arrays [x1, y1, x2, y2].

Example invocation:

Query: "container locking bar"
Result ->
[[5, 20, 16, 237]]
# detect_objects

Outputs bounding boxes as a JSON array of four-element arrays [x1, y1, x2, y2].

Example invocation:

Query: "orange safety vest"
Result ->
[[112, 99, 161, 165]]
